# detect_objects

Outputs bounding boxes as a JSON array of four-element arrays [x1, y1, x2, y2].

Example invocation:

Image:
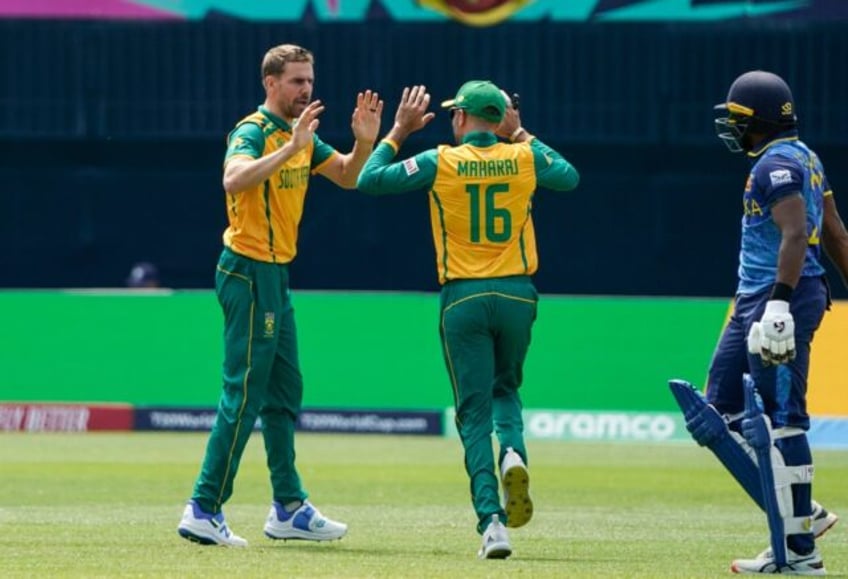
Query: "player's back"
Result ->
[[428, 139, 538, 284]]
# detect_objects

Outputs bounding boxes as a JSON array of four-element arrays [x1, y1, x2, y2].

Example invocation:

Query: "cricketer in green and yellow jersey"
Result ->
[[357, 81, 579, 557], [222, 107, 336, 263], [181, 44, 382, 547]]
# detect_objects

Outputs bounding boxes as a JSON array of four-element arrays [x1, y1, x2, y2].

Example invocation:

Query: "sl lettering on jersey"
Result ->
[[769, 169, 793, 187], [402, 157, 420, 176]]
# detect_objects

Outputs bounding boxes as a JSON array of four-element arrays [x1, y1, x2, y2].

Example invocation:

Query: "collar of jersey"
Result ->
[[460, 131, 498, 146], [747, 129, 799, 158], [258, 106, 293, 132]]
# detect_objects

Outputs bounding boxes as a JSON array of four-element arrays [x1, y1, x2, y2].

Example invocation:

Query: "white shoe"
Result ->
[[731, 547, 826, 575], [811, 501, 838, 539], [478, 514, 512, 559], [177, 500, 248, 547], [264, 501, 347, 541], [500, 447, 533, 528]]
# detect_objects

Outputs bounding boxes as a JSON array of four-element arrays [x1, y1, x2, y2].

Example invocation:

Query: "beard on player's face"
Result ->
[[281, 92, 310, 121]]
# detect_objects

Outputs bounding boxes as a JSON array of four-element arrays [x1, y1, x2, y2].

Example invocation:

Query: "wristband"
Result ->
[[770, 282, 794, 302], [381, 138, 399, 153]]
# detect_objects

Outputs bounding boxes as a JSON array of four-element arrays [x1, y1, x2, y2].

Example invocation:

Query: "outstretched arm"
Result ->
[[822, 193, 848, 288], [356, 143, 437, 195], [381, 85, 436, 151], [357, 85, 438, 195]]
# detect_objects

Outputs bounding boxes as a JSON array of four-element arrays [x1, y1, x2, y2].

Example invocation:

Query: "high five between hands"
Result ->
[[291, 90, 384, 151], [292, 85, 523, 150], [382, 85, 437, 146]]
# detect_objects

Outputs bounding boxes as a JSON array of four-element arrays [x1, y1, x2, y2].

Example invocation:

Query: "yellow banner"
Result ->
[[808, 300, 848, 416], [708, 299, 847, 417]]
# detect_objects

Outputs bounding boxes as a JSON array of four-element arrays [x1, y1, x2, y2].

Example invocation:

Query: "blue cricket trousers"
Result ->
[[706, 275, 829, 430]]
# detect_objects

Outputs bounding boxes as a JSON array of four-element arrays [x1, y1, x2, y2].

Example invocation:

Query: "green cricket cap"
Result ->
[[440, 80, 506, 123]]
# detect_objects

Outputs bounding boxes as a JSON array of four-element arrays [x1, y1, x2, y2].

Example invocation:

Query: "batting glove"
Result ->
[[747, 300, 795, 365]]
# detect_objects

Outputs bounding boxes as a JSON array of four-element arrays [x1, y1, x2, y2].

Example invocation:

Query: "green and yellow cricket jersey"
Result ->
[[222, 106, 337, 263], [356, 131, 579, 284]]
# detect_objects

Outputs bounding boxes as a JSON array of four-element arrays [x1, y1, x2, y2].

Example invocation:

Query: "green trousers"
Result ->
[[192, 247, 307, 513], [439, 276, 537, 533]]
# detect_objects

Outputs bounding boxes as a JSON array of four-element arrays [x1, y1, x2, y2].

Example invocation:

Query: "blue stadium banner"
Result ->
[[134, 406, 442, 435], [135, 407, 240, 432], [298, 409, 443, 435]]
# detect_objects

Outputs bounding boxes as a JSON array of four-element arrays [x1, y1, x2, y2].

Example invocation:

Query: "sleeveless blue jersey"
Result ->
[[737, 137, 829, 295]]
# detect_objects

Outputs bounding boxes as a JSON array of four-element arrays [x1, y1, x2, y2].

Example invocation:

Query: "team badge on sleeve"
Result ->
[[769, 169, 792, 187], [402, 157, 420, 176]]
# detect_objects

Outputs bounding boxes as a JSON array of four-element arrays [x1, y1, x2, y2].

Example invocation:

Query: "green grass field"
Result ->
[[1, 434, 846, 578]]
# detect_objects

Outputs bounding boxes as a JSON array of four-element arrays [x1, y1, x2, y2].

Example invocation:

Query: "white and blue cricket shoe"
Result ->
[[177, 500, 248, 547], [264, 501, 347, 541], [731, 547, 826, 575]]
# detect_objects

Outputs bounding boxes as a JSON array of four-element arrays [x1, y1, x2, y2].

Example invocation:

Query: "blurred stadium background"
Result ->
[[1, 0, 847, 445]]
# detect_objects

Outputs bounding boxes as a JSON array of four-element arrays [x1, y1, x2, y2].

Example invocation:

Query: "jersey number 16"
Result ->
[[466, 183, 511, 243]]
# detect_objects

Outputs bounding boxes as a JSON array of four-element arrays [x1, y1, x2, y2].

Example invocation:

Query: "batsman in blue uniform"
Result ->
[[670, 71, 848, 575]]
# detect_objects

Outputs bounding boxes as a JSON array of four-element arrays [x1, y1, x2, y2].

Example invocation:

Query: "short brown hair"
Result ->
[[261, 44, 314, 78]]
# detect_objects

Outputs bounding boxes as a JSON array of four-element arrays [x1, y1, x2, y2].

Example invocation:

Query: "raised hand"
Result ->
[[495, 90, 522, 141], [291, 100, 325, 151], [351, 90, 383, 144], [393, 85, 436, 136]]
